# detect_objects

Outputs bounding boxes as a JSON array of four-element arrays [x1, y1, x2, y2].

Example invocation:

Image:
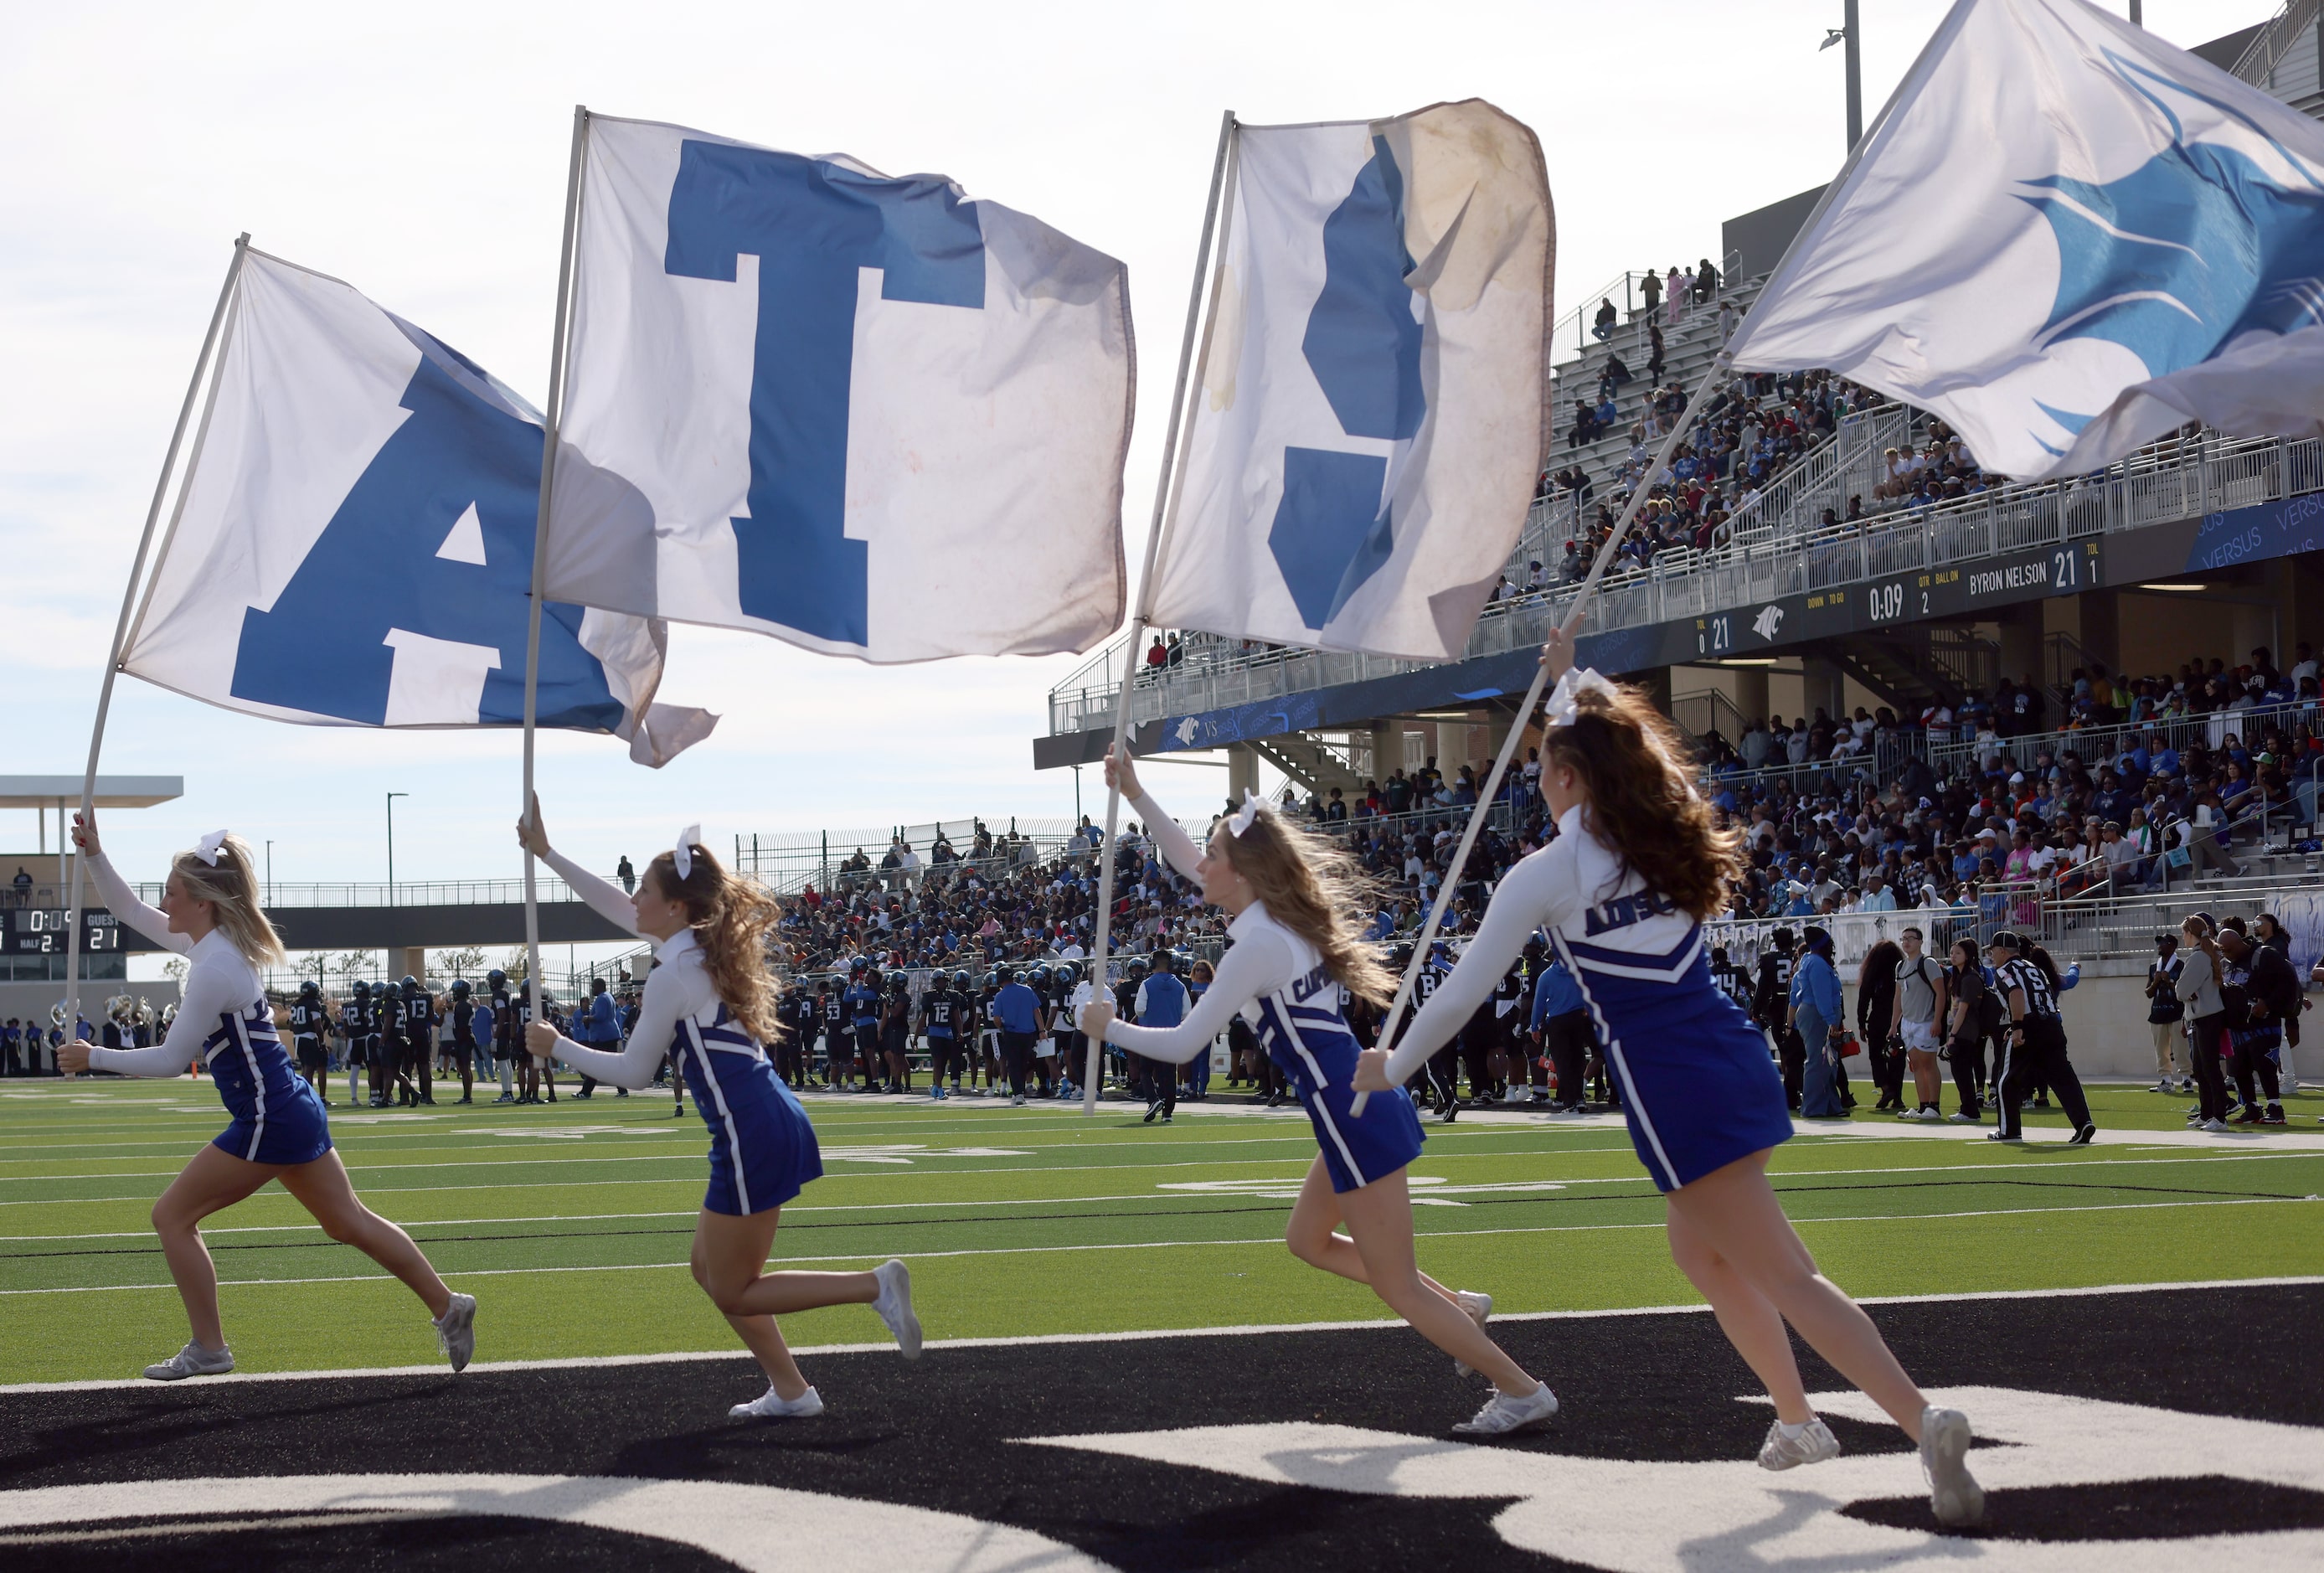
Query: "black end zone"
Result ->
[[3, 1282, 2318, 1570]]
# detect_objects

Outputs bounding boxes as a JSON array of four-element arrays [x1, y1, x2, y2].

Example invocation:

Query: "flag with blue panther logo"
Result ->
[[1148, 101, 1554, 663], [1727, 0, 2324, 482], [121, 250, 716, 766], [545, 113, 1133, 663]]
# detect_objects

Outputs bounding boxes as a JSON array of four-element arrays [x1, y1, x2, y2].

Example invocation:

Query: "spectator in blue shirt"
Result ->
[[1528, 952, 1590, 1112], [573, 977, 626, 1099], [992, 972, 1046, 1105], [1789, 926, 1849, 1118], [1133, 952, 1190, 1123]]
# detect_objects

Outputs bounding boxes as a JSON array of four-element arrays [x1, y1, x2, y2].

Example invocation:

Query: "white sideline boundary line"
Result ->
[[3, 1273, 2316, 1398]]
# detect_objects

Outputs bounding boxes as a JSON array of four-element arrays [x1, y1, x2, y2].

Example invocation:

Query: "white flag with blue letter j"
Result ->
[[120, 250, 717, 766], [545, 114, 1134, 663], [1150, 101, 1554, 663], [1726, 0, 2324, 481]]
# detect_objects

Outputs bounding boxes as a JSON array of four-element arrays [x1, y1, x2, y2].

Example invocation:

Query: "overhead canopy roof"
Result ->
[[0, 776, 184, 809]]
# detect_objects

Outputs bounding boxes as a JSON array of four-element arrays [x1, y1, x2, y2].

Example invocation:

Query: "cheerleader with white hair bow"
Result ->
[[1355, 629, 1986, 1529], [64, 812, 474, 1380], [1077, 750, 1554, 1436], [518, 799, 921, 1421]]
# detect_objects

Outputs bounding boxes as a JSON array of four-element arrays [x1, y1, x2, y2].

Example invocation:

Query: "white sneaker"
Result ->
[[1012, 1094, 1026, 1106], [1945, 1111, 1978, 1124], [730, 1384, 824, 1420], [872, 1259, 922, 1359], [1451, 1289, 1492, 1378], [2202, 1117, 2230, 1133], [1919, 1405, 1986, 1526], [433, 1292, 477, 1373], [1757, 1416, 1841, 1470], [1451, 1381, 1559, 1435], [143, 1339, 234, 1380]]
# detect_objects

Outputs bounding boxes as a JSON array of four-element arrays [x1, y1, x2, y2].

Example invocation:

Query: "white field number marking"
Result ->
[[1027, 1385, 2324, 1571], [820, 1144, 1033, 1164]]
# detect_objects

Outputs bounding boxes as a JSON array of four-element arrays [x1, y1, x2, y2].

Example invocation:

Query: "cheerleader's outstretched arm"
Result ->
[[83, 850, 193, 957], [1088, 929, 1289, 1066], [85, 961, 226, 1077], [1126, 790, 1205, 884], [536, 845, 647, 940], [1384, 852, 1569, 1085], [532, 960, 702, 1090]]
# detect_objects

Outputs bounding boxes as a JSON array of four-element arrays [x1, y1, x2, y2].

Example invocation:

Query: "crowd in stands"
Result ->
[[776, 817, 1216, 978], [1698, 650, 2323, 921], [1546, 369, 2025, 589], [779, 642, 2324, 1003]]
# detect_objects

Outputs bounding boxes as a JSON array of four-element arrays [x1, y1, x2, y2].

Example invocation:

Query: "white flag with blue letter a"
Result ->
[[545, 113, 1134, 663], [1726, 0, 2324, 482], [1150, 101, 1554, 663], [120, 250, 717, 766]]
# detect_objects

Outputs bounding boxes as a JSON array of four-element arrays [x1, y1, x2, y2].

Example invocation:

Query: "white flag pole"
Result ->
[[520, 106, 590, 1040], [1348, 53, 1924, 1116], [1349, 347, 1736, 1116], [1083, 109, 1238, 1117], [64, 234, 249, 1044]]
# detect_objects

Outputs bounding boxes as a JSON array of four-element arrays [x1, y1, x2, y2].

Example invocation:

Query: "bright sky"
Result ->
[[0, 0, 2275, 891]]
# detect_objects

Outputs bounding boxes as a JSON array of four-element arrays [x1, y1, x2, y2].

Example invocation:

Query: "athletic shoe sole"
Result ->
[[1920, 1406, 1985, 1527]]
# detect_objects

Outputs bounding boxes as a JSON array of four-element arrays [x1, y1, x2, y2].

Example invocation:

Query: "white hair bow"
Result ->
[[1227, 790, 1262, 838], [673, 824, 701, 882], [1543, 667, 1620, 729], [193, 829, 230, 867]]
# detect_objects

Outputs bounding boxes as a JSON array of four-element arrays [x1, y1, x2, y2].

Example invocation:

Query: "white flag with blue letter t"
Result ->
[[1149, 101, 1554, 663], [119, 250, 717, 766], [545, 113, 1134, 663], [1725, 0, 2324, 482]]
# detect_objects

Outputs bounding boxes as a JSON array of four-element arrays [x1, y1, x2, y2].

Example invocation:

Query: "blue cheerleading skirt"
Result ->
[[1556, 936, 1793, 1193]]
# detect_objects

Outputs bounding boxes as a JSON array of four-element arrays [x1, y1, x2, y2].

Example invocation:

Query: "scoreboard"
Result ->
[[1, 908, 127, 956]]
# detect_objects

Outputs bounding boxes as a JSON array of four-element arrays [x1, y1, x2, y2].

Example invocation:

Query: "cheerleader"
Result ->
[[1078, 750, 1554, 1436], [61, 814, 474, 1380], [1355, 632, 1985, 1527], [518, 802, 921, 1418]]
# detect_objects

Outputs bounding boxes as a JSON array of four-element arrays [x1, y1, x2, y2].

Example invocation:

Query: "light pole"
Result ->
[[386, 792, 408, 899], [1821, 0, 1863, 152], [265, 840, 273, 905]]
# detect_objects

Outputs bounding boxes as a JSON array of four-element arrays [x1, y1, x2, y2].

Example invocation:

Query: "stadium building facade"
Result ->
[[1036, 19, 2324, 806]]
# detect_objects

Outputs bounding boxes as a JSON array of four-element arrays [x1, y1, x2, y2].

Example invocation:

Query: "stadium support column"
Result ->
[[1730, 664, 1770, 727], [1996, 601, 2042, 688], [2076, 590, 2120, 677], [1367, 723, 1395, 788], [1226, 745, 1259, 807], [1796, 657, 1841, 724]]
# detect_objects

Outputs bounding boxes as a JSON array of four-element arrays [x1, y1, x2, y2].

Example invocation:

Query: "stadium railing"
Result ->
[[1925, 698, 2322, 782], [1049, 426, 2324, 740], [136, 875, 590, 908]]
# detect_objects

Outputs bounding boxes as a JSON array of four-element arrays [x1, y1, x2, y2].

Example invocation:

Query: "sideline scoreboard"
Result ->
[[0, 908, 126, 956]]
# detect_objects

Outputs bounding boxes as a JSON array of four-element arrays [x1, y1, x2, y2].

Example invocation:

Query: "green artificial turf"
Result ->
[[2, 1079, 2319, 1385]]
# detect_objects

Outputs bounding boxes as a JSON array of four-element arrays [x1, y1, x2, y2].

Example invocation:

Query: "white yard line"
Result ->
[[3, 1271, 2318, 1395], [7, 1194, 2314, 1297], [4, 1148, 2316, 1242]]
